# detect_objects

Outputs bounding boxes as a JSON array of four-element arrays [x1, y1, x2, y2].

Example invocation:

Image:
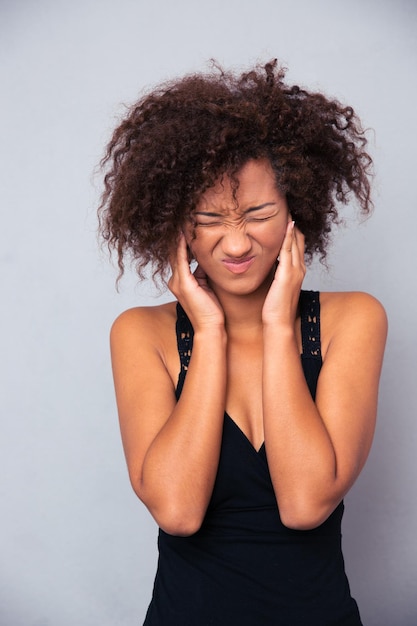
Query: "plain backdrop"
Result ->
[[1, 1, 416, 624]]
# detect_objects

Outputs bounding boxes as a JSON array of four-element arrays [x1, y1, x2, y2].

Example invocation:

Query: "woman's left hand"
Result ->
[[262, 221, 306, 327]]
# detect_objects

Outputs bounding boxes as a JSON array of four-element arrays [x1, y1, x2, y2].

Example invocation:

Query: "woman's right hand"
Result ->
[[168, 233, 225, 331]]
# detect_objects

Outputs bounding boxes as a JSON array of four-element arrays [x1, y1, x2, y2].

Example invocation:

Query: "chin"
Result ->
[[215, 273, 274, 297]]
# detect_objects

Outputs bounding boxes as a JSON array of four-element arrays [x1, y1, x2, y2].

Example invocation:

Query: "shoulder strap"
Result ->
[[299, 290, 321, 359], [176, 302, 194, 373]]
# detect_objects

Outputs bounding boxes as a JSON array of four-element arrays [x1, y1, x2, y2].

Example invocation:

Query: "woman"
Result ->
[[99, 61, 387, 625]]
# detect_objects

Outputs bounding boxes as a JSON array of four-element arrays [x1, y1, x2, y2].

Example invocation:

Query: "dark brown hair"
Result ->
[[98, 60, 372, 283]]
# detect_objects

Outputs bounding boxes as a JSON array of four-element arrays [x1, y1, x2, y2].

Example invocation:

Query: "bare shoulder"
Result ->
[[110, 301, 180, 380], [319, 291, 388, 358], [111, 301, 177, 343], [320, 290, 387, 321]]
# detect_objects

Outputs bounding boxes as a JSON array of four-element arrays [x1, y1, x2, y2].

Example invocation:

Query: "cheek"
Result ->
[[276, 228, 287, 250], [263, 224, 287, 254], [186, 228, 217, 259]]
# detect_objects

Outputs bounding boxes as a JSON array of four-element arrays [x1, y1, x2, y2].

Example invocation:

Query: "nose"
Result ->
[[221, 226, 252, 258]]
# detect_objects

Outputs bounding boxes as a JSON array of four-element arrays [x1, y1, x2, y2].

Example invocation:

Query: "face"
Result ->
[[185, 159, 289, 296]]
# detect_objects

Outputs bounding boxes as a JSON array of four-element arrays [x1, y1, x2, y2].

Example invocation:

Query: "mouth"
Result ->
[[221, 256, 255, 274]]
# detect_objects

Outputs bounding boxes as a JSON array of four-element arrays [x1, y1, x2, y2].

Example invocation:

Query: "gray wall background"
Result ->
[[1, 0, 416, 624]]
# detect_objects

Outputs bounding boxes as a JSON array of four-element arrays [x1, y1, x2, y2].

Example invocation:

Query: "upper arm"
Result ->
[[316, 292, 388, 492], [110, 307, 178, 496]]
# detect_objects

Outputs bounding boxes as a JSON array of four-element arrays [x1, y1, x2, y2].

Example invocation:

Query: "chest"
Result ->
[[225, 340, 264, 450], [224, 326, 301, 451]]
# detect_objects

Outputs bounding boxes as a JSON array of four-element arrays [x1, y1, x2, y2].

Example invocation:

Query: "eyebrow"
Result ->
[[194, 202, 277, 217]]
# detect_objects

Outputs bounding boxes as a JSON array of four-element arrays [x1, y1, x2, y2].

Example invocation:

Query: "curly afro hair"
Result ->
[[98, 60, 372, 283]]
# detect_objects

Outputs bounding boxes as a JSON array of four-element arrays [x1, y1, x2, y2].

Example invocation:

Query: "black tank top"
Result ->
[[143, 291, 363, 626]]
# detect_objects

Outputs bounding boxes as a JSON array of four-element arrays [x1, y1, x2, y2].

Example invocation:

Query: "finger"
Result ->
[[174, 233, 192, 278], [291, 226, 306, 266], [168, 234, 182, 271], [278, 220, 295, 265], [168, 233, 188, 286]]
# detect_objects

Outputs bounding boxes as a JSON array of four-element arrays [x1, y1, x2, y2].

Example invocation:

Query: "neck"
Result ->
[[209, 270, 275, 333]]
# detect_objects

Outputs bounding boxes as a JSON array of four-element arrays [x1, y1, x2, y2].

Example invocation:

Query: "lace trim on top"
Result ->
[[176, 304, 194, 374], [299, 290, 321, 359], [176, 290, 321, 374]]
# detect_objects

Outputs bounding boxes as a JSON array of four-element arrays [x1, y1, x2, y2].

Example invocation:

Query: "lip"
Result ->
[[221, 256, 255, 274]]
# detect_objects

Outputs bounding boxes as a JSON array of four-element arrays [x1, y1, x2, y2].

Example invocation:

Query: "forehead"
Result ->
[[195, 159, 281, 213]]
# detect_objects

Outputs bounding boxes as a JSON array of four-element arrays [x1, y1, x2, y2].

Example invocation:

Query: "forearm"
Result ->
[[262, 324, 339, 528], [141, 327, 227, 534]]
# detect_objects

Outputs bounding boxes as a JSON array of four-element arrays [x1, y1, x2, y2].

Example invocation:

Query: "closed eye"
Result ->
[[247, 215, 275, 222], [195, 220, 222, 227], [193, 204, 279, 226], [196, 214, 275, 226]]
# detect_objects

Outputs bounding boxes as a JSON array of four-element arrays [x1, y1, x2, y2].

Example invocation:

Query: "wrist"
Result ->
[[262, 318, 296, 333], [193, 325, 228, 344], [262, 322, 298, 346]]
